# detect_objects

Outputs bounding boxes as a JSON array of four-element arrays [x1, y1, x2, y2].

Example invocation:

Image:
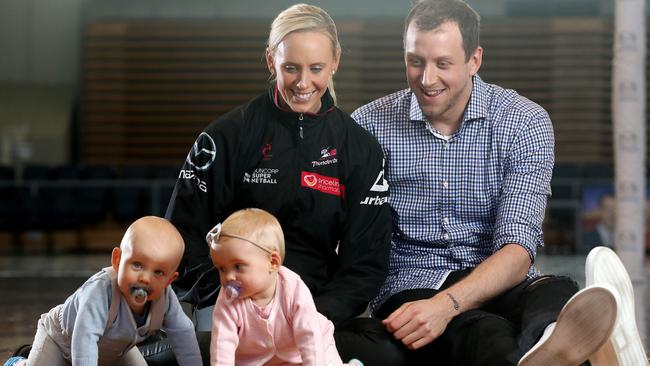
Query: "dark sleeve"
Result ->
[[314, 126, 391, 324], [166, 114, 243, 309]]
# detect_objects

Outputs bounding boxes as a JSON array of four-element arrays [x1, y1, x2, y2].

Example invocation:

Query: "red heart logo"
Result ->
[[304, 174, 317, 186]]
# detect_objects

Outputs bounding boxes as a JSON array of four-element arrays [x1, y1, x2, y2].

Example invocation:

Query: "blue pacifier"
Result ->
[[130, 286, 149, 306]]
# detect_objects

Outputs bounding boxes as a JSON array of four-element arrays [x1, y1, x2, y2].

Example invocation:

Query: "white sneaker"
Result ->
[[518, 284, 617, 366], [586, 246, 650, 366]]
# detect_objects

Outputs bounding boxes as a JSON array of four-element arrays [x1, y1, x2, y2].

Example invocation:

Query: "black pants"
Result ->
[[139, 271, 577, 366], [137, 314, 406, 366], [137, 330, 210, 366], [374, 270, 579, 366]]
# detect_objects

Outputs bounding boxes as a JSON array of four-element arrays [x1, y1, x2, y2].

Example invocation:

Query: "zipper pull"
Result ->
[[299, 113, 304, 139]]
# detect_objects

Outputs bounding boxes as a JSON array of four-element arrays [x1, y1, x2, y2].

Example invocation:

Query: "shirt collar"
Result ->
[[408, 74, 489, 126], [408, 92, 426, 123], [465, 74, 489, 122]]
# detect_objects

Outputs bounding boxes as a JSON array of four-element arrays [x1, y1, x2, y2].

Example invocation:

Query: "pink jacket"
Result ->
[[211, 266, 336, 366]]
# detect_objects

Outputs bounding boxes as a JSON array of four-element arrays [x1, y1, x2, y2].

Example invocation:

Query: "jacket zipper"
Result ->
[[298, 113, 304, 139], [295, 113, 304, 214]]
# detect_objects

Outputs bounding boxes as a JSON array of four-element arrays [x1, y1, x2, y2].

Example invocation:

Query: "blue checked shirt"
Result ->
[[352, 75, 553, 313]]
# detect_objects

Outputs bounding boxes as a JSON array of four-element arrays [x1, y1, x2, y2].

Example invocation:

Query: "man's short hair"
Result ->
[[405, 0, 480, 61]]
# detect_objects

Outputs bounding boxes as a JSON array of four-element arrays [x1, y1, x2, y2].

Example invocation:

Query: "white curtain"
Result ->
[[612, 0, 646, 340]]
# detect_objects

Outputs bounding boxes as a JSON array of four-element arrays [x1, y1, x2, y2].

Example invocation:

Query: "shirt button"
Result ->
[[442, 180, 449, 189], [443, 217, 450, 225], [444, 233, 450, 240]]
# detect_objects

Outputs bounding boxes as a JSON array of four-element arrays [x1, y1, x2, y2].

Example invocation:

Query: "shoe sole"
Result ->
[[586, 246, 650, 366], [518, 285, 617, 366]]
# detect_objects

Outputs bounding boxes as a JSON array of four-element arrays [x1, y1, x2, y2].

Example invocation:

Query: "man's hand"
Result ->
[[382, 245, 532, 350], [382, 295, 457, 350]]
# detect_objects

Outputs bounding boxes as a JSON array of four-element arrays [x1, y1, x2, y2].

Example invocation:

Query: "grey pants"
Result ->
[[18, 320, 147, 366]]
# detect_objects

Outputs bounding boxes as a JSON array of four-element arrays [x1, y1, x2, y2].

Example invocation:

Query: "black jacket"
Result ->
[[167, 87, 391, 325]]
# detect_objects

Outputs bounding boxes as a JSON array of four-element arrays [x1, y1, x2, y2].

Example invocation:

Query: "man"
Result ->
[[352, 0, 646, 365]]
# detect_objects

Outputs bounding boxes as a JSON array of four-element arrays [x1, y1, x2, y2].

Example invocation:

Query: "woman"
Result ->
[[160, 3, 398, 365]]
